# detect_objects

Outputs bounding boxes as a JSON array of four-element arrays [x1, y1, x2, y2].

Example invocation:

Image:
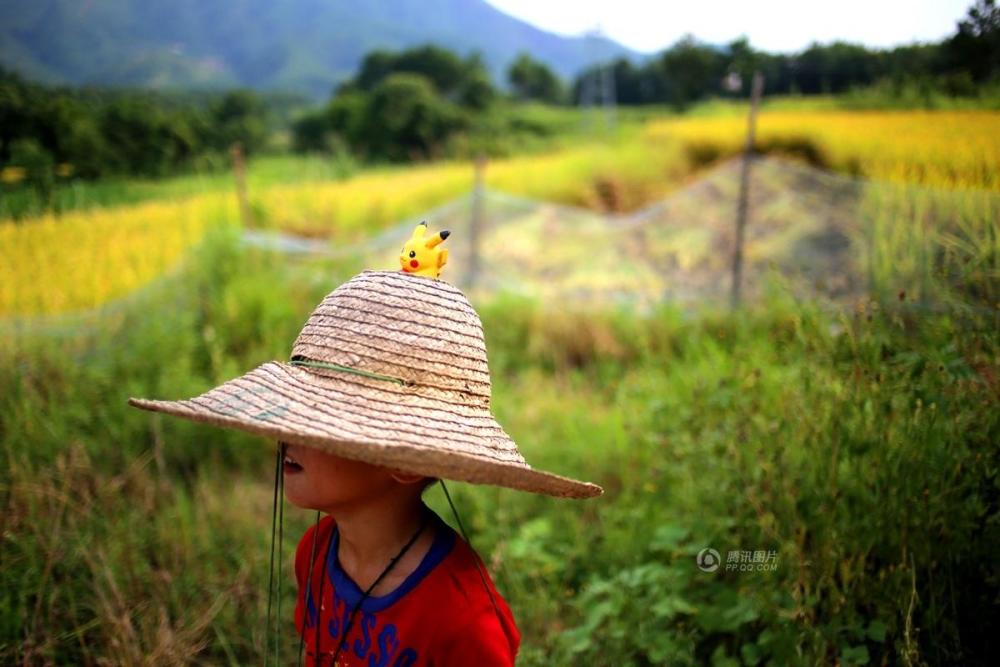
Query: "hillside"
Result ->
[[0, 0, 636, 97]]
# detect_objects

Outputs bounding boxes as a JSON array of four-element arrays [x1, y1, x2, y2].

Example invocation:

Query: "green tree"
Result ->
[[325, 91, 368, 152], [352, 45, 496, 110], [507, 52, 563, 103], [8, 137, 54, 202], [211, 90, 267, 155], [355, 51, 398, 91], [0, 70, 30, 162], [356, 46, 463, 94], [360, 73, 464, 161], [295, 46, 492, 160], [291, 111, 330, 153], [795, 41, 879, 93], [100, 97, 172, 175], [458, 53, 497, 110], [724, 37, 759, 94], [660, 36, 728, 109], [947, 0, 1000, 81], [46, 96, 108, 179]]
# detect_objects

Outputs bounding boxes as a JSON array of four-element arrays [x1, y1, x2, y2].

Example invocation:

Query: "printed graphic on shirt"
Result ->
[[302, 585, 419, 667]]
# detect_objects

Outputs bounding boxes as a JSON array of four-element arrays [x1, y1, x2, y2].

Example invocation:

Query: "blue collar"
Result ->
[[326, 513, 457, 613]]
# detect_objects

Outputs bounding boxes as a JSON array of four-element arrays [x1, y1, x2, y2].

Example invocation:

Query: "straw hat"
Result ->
[[128, 269, 603, 499]]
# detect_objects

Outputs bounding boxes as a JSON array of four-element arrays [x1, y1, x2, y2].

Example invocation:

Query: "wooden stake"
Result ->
[[731, 71, 764, 309], [231, 142, 253, 227], [468, 155, 486, 290]]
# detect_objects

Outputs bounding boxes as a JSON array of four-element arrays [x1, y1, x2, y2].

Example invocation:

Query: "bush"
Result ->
[[535, 302, 999, 666], [7, 137, 54, 201], [358, 74, 466, 161], [0, 70, 274, 186]]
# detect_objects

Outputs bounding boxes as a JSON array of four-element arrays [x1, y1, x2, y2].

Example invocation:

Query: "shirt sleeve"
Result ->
[[293, 522, 314, 636], [435, 603, 519, 666]]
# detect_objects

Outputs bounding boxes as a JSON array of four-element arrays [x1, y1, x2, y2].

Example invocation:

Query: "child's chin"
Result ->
[[281, 485, 315, 510]]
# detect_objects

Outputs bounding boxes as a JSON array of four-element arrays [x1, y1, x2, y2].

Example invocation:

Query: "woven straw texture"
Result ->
[[129, 270, 602, 499]]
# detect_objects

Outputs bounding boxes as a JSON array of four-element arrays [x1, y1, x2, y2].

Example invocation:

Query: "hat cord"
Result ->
[[438, 480, 504, 629], [328, 509, 430, 664], [264, 443, 290, 666], [289, 358, 409, 386]]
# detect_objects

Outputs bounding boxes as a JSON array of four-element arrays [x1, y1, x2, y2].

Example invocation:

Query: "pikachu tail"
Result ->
[[426, 230, 451, 249]]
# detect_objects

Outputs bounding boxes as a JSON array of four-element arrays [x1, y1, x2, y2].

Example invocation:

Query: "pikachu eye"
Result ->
[[409, 251, 416, 258]]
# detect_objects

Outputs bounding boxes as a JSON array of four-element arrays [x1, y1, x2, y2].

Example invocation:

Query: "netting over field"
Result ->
[[246, 155, 999, 313]]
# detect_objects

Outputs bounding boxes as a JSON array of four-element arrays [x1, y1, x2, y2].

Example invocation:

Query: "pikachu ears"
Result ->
[[400, 221, 451, 279]]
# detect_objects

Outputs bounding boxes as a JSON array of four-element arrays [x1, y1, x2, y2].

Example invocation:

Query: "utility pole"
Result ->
[[601, 55, 617, 132], [730, 71, 764, 309], [581, 26, 617, 134]]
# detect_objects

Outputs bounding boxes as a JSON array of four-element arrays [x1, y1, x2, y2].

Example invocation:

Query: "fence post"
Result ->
[[731, 71, 764, 309], [231, 142, 253, 227], [468, 155, 486, 290]]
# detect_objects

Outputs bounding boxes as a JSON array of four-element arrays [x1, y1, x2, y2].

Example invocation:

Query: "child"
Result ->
[[129, 224, 602, 665], [283, 441, 517, 665]]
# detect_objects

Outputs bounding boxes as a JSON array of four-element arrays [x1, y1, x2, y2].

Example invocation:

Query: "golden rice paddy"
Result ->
[[651, 110, 1000, 190]]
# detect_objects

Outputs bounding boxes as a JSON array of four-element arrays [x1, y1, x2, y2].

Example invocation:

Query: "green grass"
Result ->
[[2, 225, 997, 665]]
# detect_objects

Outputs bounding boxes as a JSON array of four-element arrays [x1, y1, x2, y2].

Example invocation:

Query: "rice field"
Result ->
[[652, 110, 1000, 190], [0, 128, 688, 316], [0, 195, 232, 316], [2, 109, 998, 317]]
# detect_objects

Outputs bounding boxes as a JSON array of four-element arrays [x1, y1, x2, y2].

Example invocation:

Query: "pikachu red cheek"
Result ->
[[410, 259, 419, 269]]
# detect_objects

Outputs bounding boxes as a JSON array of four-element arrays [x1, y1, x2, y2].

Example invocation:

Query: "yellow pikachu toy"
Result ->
[[399, 221, 450, 279]]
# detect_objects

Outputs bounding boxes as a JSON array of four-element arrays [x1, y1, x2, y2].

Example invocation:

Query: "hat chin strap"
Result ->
[[265, 442, 286, 667], [437, 479, 503, 625]]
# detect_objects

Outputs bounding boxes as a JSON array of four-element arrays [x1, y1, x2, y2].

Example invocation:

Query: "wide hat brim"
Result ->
[[128, 360, 603, 499]]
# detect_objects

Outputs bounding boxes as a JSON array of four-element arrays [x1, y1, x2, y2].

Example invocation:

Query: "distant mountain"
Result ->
[[0, 0, 638, 98]]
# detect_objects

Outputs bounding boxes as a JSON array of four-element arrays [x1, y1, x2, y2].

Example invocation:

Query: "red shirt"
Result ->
[[293, 512, 521, 666]]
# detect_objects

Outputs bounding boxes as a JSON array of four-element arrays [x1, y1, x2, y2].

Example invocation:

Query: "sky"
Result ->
[[485, 0, 973, 54]]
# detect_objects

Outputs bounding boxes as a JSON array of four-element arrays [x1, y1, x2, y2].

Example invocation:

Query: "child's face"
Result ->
[[280, 442, 420, 512]]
